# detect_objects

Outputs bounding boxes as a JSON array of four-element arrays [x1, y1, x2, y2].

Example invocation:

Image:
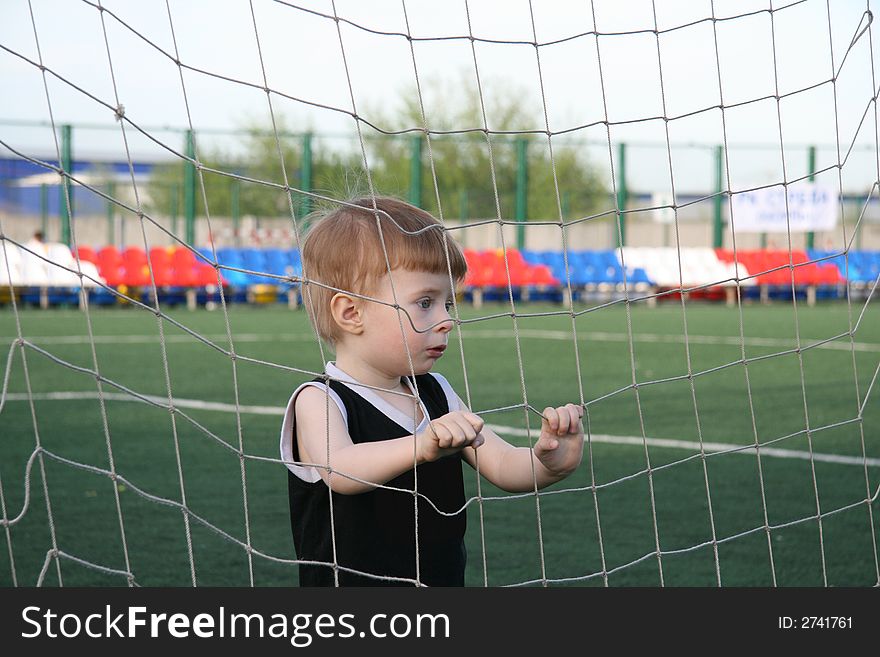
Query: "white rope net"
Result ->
[[0, 0, 878, 587]]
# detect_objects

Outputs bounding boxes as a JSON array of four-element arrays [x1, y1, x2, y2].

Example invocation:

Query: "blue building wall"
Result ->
[[0, 157, 157, 215]]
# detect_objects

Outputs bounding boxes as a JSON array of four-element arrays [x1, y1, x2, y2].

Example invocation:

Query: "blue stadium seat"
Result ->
[[214, 248, 254, 287], [566, 251, 590, 286], [263, 248, 289, 278], [521, 249, 542, 265], [809, 249, 848, 278], [629, 267, 653, 285], [545, 252, 568, 282], [595, 250, 625, 284], [861, 251, 880, 282], [239, 249, 273, 284]]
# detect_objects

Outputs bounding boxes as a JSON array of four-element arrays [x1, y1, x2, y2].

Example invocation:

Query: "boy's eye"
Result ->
[[417, 298, 432, 309], [445, 300, 454, 311]]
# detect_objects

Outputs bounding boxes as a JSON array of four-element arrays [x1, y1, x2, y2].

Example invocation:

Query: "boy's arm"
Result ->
[[458, 395, 584, 493], [294, 385, 484, 495]]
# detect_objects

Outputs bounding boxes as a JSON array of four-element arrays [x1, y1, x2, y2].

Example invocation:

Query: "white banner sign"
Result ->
[[730, 183, 838, 233]]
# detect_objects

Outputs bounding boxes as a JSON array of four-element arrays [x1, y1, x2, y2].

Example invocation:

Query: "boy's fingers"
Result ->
[[449, 418, 474, 447], [567, 404, 583, 433], [536, 435, 558, 452], [436, 412, 482, 447], [541, 406, 558, 431], [462, 415, 483, 443], [463, 412, 484, 434], [447, 415, 476, 442], [431, 421, 453, 448], [556, 407, 570, 436]]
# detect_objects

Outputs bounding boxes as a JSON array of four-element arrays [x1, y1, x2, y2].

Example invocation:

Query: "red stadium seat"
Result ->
[[196, 263, 220, 287], [97, 246, 122, 265], [122, 246, 147, 267], [531, 264, 559, 286], [76, 246, 97, 264], [463, 249, 561, 289], [148, 248, 174, 286], [96, 246, 124, 286]]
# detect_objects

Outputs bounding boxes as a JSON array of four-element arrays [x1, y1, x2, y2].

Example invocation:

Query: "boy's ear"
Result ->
[[329, 292, 365, 336]]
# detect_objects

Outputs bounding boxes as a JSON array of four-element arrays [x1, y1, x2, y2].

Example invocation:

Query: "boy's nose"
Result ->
[[436, 311, 454, 333]]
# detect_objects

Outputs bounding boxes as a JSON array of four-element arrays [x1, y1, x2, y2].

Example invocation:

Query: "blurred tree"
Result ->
[[146, 118, 360, 225], [147, 77, 608, 226], [362, 75, 608, 221]]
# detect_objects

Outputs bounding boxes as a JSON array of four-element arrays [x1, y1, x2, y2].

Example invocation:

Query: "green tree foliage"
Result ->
[[362, 76, 608, 221], [146, 78, 607, 225], [146, 119, 360, 224]]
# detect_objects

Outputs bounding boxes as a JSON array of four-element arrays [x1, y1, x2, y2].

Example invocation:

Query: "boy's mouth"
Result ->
[[426, 344, 446, 358]]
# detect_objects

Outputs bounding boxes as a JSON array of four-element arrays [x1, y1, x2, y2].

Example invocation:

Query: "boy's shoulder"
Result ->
[[292, 368, 458, 418]]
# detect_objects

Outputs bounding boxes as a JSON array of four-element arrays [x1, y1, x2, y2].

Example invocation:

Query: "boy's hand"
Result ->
[[417, 411, 485, 463], [535, 403, 584, 476]]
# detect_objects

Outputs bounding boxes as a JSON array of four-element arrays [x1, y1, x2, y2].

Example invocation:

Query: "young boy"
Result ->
[[279, 197, 583, 586]]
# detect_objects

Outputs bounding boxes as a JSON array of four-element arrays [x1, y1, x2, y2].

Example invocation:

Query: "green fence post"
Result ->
[[459, 189, 469, 222], [106, 180, 116, 246], [184, 129, 196, 246], [409, 134, 423, 208], [40, 183, 49, 238], [59, 124, 73, 246], [615, 141, 627, 248], [231, 177, 241, 246], [301, 132, 313, 219], [713, 145, 724, 248], [515, 137, 529, 251], [807, 145, 816, 250], [170, 183, 179, 240]]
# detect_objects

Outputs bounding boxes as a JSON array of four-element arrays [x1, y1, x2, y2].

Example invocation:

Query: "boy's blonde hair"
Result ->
[[301, 197, 468, 346]]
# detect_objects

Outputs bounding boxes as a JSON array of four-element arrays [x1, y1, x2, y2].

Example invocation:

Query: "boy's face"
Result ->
[[359, 268, 456, 376]]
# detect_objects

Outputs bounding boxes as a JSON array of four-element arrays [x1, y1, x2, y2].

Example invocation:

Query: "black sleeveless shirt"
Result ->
[[287, 372, 466, 586]]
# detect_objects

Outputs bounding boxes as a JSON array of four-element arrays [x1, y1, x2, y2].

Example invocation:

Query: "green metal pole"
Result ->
[[300, 133, 313, 218], [40, 183, 49, 238], [713, 145, 724, 248], [615, 141, 627, 248], [806, 145, 816, 250], [231, 177, 241, 245], [184, 129, 196, 246], [59, 124, 73, 246], [515, 137, 529, 251], [459, 188, 469, 223], [106, 180, 116, 246], [409, 134, 423, 208]]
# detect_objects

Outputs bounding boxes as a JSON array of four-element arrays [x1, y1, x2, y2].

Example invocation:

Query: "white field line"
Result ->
[[4, 390, 878, 468], [2, 329, 879, 352]]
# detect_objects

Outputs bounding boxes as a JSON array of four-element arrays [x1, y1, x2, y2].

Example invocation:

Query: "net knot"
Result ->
[[113, 104, 125, 121]]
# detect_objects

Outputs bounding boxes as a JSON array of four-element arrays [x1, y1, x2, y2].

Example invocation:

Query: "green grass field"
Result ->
[[1, 298, 878, 587]]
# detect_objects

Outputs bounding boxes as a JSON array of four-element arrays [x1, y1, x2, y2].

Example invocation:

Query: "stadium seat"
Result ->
[[46, 243, 99, 287], [239, 248, 273, 284], [18, 243, 50, 287], [213, 248, 251, 288], [148, 247, 175, 287], [0, 243, 22, 286], [76, 246, 97, 264], [122, 247, 150, 287], [96, 246, 124, 287]]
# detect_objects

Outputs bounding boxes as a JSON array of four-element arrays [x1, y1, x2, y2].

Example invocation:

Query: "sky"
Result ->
[[1, 0, 878, 194]]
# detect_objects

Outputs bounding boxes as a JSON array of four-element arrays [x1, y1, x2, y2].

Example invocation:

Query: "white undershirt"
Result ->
[[279, 361, 461, 482]]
